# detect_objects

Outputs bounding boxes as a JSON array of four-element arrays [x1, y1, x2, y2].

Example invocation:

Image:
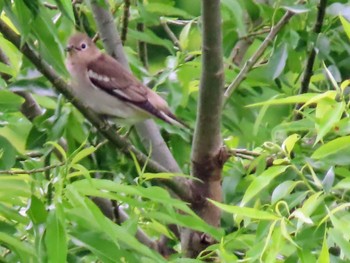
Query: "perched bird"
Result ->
[[65, 32, 186, 127]]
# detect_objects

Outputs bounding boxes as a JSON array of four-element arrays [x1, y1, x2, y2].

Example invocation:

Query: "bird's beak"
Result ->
[[65, 45, 73, 52]]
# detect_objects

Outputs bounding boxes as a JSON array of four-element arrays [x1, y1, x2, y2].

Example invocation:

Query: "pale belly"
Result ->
[[66, 65, 150, 124]]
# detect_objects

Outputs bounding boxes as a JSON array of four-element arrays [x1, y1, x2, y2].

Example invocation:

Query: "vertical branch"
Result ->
[[184, 0, 225, 258], [137, 22, 149, 69], [121, 0, 130, 45], [294, 0, 328, 118]]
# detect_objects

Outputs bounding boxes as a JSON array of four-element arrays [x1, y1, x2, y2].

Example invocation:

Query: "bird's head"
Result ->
[[65, 33, 99, 64]]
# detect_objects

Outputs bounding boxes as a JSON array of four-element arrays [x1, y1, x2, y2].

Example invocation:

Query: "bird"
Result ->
[[65, 32, 187, 128]]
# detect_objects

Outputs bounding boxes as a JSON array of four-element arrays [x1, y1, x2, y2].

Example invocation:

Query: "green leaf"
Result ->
[[0, 232, 36, 262], [45, 210, 67, 263], [0, 136, 17, 169], [323, 62, 341, 92], [267, 43, 288, 80], [26, 126, 47, 150], [13, 0, 34, 44], [282, 5, 310, 14], [69, 230, 131, 263], [141, 172, 198, 182], [322, 167, 334, 193], [282, 133, 300, 157], [271, 181, 300, 204], [145, 3, 193, 18], [0, 175, 31, 198], [209, 200, 279, 220], [27, 195, 48, 225], [128, 29, 174, 54], [0, 61, 15, 76], [70, 146, 96, 165], [0, 90, 24, 112], [0, 203, 29, 224], [53, 0, 75, 22], [311, 136, 350, 159], [317, 232, 330, 263], [248, 93, 319, 107], [328, 228, 350, 259], [340, 15, 350, 41], [46, 141, 67, 161], [32, 8, 66, 75], [299, 90, 337, 110], [241, 165, 289, 206], [179, 21, 193, 50], [315, 100, 345, 144], [23, 0, 39, 17]]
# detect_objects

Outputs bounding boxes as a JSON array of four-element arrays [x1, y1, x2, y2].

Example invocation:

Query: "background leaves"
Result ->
[[1, 0, 350, 261]]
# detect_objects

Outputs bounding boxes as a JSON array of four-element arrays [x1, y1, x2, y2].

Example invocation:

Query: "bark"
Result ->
[[183, 0, 225, 257]]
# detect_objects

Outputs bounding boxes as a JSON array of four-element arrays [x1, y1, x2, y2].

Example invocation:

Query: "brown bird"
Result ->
[[65, 32, 186, 128]]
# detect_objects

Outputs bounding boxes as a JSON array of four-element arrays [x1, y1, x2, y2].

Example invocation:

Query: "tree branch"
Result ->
[[294, 0, 327, 118], [224, 10, 295, 100], [0, 162, 65, 175], [121, 0, 130, 45], [161, 21, 181, 50], [0, 47, 11, 81], [185, 0, 225, 257], [137, 22, 149, 69]]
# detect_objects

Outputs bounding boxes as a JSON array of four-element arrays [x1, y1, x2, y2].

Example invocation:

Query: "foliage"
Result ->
[[1, 0, 350, 262]]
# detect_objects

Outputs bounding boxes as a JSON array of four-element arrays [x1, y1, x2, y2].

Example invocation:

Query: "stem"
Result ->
[[294, 0, 328, 119], [121, 0, 130, 45], [0, 162, 65, 175], [224, 10, 295, 101]]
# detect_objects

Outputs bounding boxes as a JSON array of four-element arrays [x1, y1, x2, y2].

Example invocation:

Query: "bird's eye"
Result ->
[[81, 43, 87, 49]]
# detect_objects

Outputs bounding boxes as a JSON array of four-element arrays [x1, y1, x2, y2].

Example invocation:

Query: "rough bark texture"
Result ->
[[183, 0, 225, 257]]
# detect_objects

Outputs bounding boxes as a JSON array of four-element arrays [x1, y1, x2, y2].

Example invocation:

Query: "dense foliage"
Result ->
[[1, 0, 350, 262]]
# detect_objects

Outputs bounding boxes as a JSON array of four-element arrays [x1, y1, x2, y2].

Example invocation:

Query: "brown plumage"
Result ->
[[65, 33, 187, 128]]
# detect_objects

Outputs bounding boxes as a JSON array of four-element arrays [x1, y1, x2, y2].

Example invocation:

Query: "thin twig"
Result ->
[[92, 32, 99, 43], [0, 47, 11, 81], [163, 19, 197, 26], [238, 28, 271, 40], [224, 10, 296, 101], [137, 23, 149, 69], [294, 0, 328, 119], [121, 0, 130, 45], [0, 162, 65, 175], [43, 2, 58, 10], [229, 148, 261, 157], [161, 21, 181, 50]]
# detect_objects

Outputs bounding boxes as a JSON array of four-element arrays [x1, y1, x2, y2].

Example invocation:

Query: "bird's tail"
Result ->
[[160, 110, 190, 129]]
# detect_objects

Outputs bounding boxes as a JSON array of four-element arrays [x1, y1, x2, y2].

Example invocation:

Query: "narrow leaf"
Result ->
[[209, 199, 279, 220]]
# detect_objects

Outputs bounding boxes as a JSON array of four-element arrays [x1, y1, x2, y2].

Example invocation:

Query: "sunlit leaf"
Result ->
[[241, 166, 289, 206], [45, 210, 67, 263], [209, 200, 279, 220]]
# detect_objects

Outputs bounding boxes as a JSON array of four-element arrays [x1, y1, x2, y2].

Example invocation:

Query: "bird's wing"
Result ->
[[87, 53, 148, 103], [86, 53, 180, 125]]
